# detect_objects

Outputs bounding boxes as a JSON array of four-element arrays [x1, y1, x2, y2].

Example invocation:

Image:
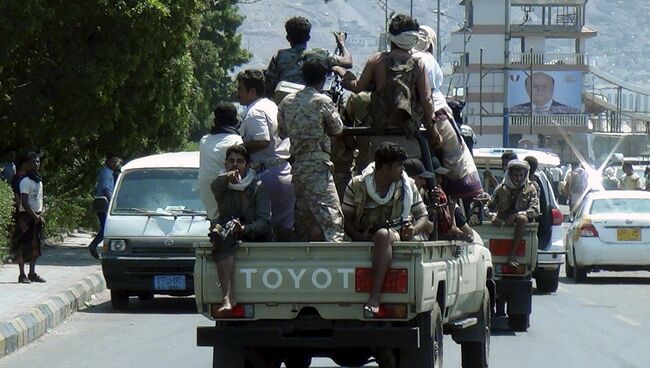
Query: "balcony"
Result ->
[[510, 52, 588, 66], [510, 114, 589, 132]]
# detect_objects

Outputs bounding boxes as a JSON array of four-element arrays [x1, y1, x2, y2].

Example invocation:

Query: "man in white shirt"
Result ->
[[237, 69, 295, 241], [13, 152, 46, 284], [199, 103, 244, 221]]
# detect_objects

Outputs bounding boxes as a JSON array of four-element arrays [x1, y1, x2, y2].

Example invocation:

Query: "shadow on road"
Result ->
[[35, 245, 100, 267], [559, 275, 650, 285], [81, 295, 199, 315]]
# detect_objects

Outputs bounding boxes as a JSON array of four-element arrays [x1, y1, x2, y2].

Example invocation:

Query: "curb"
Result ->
[[0, 271, 106, 358]]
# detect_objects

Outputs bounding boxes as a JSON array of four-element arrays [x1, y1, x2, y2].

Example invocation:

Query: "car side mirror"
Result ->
[[93, 196, 109, 214]]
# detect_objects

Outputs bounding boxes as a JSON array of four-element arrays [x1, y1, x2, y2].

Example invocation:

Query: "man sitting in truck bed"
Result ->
[[210, 145, 272, 315], [487, 160, 540, 267], [341, 142, 429, 314]]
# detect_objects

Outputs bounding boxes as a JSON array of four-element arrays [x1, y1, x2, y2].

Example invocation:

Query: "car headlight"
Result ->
[[109, 239, 127, 252]]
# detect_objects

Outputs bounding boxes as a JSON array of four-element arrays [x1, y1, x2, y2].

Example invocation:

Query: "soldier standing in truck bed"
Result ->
[[278, 57, 345, 242], [265, 16, 352, 96]]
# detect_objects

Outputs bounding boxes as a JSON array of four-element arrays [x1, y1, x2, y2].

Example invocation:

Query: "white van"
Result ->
[[99, 152, 209, 310]]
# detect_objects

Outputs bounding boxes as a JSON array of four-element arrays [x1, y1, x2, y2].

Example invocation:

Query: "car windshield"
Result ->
[[589, 198, 650, 215], [111, 168, 205, 215]]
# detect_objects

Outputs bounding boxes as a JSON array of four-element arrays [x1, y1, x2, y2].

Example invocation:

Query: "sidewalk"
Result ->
[[0, 232, 105, 358]]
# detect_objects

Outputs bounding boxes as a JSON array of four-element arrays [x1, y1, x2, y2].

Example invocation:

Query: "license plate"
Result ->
[[154, 275, 186, 290], [617, 228, 641, 241]]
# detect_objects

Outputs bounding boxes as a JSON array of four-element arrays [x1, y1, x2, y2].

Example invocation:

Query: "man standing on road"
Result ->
[[278, 58, 345, 242], [342, 143, 429, 314], [198, 103, 244, 222], [564, 162, 589, 210], [12, 152, 46, 284], [88, 153, 121, 259], [237, 69, 295, 241]]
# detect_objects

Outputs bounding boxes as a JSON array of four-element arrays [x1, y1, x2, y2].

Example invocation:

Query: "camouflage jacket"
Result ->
[[265, 45, 337, 93], [277, 87, 343, 169], [488, 181, 540, 220]]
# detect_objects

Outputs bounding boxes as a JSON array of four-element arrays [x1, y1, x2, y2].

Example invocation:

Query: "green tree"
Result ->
[[0, 0, 249, 195], [189, 0, 251, 141]]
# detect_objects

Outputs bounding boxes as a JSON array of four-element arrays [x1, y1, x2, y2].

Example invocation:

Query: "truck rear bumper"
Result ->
[[197, 326, 420, 349], [102, 257, 195, 293]]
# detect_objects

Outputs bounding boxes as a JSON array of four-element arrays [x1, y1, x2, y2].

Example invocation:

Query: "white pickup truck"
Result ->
[[194, 131, 495, 368]]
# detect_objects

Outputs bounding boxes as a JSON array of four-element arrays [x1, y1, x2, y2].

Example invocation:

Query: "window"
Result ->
[[112, 169, 204, 214], [589, 198, 650, 215]]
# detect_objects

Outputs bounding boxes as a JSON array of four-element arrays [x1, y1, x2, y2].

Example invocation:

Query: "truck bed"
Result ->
[[194, 240, 462, 321]]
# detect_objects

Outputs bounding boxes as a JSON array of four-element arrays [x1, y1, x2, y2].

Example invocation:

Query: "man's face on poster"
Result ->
[[527, 73, 554, 107]]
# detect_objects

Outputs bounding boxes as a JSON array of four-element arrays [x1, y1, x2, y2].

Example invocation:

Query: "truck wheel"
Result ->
[[212, 347, 248, 368], [397, 304, 443, 367], [110, 289, 129, 310], [284, 354, 312, 368], [461, 288, 490, 368], [535, 269, 560, 293], [507, 313, 530, 332]]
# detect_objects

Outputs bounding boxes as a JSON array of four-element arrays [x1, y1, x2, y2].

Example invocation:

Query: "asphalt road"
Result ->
[[3, 268, 650, 368]]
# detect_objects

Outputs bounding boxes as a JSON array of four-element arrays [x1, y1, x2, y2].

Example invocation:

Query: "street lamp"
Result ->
[[432, 10, 471, 99]]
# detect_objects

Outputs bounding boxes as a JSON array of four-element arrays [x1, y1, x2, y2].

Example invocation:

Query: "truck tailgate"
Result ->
[[194, 242, 427, 320], [475, 223, 538, 269]]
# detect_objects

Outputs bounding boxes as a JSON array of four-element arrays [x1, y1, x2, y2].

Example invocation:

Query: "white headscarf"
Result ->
[[414, 26, 437, 52], [503, 160, 530, 189], [361, 162, 413, 221], [226, 168, 256, 191], [387, 30, 420, 50]]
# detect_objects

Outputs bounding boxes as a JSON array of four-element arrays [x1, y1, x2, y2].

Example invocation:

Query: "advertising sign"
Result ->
[[508, 71, 583, 114]]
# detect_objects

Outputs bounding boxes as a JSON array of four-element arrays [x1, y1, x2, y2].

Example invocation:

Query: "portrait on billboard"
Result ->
[[509, 71, 582, 115]]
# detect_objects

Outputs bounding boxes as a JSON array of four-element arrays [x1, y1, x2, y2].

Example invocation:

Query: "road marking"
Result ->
[[578, 296, 595, 306], [557, 285, 571, 294], [613, 314, 641, 327]]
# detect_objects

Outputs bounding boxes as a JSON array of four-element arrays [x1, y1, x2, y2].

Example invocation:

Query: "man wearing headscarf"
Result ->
[[602, 167, 619, 190], [488, 160, 540, 267]]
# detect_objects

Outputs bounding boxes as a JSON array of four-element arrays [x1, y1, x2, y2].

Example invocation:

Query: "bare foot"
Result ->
[[216, 297, 237, 316], [364, 296, 380, 315], [507, 257, 519, 268]]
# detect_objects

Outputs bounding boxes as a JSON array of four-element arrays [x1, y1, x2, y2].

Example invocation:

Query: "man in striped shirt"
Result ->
[[341, 143, 429, 314]]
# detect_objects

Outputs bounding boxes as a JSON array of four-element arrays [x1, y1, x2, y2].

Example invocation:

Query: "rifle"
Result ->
[[369, 216, 412, 234]]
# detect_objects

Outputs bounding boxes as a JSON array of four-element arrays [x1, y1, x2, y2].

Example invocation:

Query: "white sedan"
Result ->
[[566, 190, 650, 282]]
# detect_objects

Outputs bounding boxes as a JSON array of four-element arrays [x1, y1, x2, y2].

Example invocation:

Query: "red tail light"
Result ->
[[355, 268, 408, 293], [488, 239, 526, 257], [365, 304, 408, 319], [580, 224, 599, 237], [499, 263, 527, 275], [551, 208, 563, 225], [210, 304, 253, 319]]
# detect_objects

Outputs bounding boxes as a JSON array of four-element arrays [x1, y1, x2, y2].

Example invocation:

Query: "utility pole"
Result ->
[[503, 0, 512, 147], [436, 0, 441, 61]]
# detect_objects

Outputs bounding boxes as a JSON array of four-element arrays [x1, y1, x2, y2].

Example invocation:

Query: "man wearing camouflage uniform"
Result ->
[[265, 16, 352, 96], [278, 57, 345, 242]]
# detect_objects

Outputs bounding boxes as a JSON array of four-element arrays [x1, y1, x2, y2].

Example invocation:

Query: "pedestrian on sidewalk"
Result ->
[[11, 151, 46, 284], [88, 153, 122, 259]]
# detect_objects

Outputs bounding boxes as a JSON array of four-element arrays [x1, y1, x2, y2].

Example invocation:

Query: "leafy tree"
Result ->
[[0, 0, 249, 195], [189, 1, 251, 140]]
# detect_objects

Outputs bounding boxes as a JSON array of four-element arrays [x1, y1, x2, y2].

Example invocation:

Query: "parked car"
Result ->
[[473, 148, 565, 293], [566, 190, 650, 282]]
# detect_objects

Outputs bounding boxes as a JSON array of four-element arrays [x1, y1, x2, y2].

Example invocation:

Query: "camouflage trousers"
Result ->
[[292, 161, 345, 242]]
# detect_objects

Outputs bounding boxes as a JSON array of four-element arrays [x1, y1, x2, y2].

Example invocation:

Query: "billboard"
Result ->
[[508, 71, 583, 114]]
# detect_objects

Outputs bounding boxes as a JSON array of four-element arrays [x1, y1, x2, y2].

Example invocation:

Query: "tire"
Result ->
[[284, 354, 312, 368], [461, 288, 490, 368], [397, 304, 443, 367], [212, 347, 248, 368], [572, 254, 588, 283], [507, 313, 530, 332], [536, 269, 560, 293], [565, 259, 574, 278], [138, 292, 154, 301], [110, 289, 129, 310]]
